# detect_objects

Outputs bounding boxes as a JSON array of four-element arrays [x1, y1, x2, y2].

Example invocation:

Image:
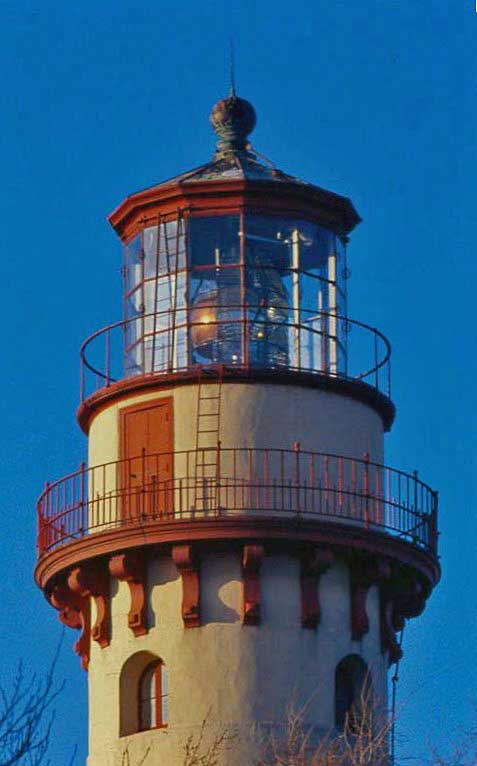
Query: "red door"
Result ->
[[120, 398, 174, 520]]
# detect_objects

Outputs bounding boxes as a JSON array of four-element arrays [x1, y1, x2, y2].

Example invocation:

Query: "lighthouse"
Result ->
[[35, 92, 440, 765]]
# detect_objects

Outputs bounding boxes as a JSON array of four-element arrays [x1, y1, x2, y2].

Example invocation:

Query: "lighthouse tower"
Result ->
[[35, 93, 440, 766]]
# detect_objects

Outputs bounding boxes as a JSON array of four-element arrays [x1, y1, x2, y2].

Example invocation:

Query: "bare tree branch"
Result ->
[[0, 638, 64, 766]]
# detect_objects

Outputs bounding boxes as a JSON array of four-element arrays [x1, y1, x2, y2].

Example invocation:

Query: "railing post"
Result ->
[[321, 313, 328, 374], [410, 469, 419, 545], [264, 450, 270, 511], [80, 462, 88, 531], [413, 469, 418, 511], [215, 440, 221, 516], [80, 359, 84, 402], [374, 329, 378, 389], [294, 441, 301, 513], [39, 482, 49, 554], [338, 457, 343, 512], [105, 328, 111, 387], [244, 302, 250, 370], [363, 452, 370, 529], [141, 447, 146, 520], [430, 491, 439, 553]]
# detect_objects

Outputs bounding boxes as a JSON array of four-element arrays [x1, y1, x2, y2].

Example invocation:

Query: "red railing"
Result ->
[[79, 306, 392, 402], [37, 447, 437, 557]]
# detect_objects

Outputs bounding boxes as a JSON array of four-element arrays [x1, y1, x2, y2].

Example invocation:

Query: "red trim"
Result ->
[[138, 661, 168, 731], [380, 598, 403, 666], [172, 544, 200, 628], [49, 584, 91, 671], [349, 558, 392, 641], [300, 547, 334, 629], [119, 397, 174, 521], [242, 544, 264, 625], [67, 563, 110, 649], [107, 179, 361, 243], [36, 516, 440, 598], [109, 551, 147, 636]]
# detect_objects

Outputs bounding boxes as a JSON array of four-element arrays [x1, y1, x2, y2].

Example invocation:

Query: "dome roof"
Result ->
[[108, 93, 361, 240]]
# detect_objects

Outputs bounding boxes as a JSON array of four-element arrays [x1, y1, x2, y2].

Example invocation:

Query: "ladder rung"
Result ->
[[200, 396, 221, 401], [198, 429, 220, 434]]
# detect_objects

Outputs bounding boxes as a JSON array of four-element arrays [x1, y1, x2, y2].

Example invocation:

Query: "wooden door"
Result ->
[[120, 398, 174, 520]]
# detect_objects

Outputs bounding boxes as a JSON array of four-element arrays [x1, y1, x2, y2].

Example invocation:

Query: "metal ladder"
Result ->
[[193, 367, 223, 512]]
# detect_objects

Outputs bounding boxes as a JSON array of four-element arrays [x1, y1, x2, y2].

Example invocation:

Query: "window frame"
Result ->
[[138, 660, 169, 731]]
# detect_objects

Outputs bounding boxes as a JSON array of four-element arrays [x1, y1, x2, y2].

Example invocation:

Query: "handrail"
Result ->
[[37, 447, 438, 558], [79, 305, 392, 402]]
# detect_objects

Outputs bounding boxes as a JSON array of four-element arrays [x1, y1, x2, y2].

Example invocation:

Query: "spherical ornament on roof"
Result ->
[[210, 94, 257, 152]]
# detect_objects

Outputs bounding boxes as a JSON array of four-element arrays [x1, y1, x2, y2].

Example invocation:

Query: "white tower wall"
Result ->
[[88, 383, 384, 467], [87, 550, 387, 766]]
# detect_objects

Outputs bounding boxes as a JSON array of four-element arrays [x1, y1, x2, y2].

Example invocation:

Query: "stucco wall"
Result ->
[[88, 382, 384, 468], [87, 551, 388, 766]]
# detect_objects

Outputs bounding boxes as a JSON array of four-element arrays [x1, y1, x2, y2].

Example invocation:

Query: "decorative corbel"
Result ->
[[172, 545, 200, 628], [50, 583, 91, 671], [380, 572, 425, 665], [242, 544, 264, 625], [68, 563, 110, 648], [380, 596, 404, 665], [109, 551, 147, 637], [300, 547, 334, 629], [395, 577, 425, 618], [350, 557, 392, 641]]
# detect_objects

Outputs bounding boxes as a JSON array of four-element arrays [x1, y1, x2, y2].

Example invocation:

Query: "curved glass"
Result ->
[[123, 214, 348, 376]]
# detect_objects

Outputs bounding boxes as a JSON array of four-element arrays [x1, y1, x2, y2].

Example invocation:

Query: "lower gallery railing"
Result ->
[[37, 447, 438, 557]]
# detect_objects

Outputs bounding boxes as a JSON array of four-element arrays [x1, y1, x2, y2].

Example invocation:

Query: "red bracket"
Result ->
[[300, 547, 334, 629], [242, 544, 264, 625], [109, 551, 147, 637], [68, 563, 110, 649], [50, 583, 91, 671], [172, 545, 200, 628], [350, 558, 391, 641], [380, 597, 404, 665]]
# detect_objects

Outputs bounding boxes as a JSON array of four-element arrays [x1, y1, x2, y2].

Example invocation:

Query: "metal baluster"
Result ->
[[294, 441, 301, 513], [363, 453, 370, 529]]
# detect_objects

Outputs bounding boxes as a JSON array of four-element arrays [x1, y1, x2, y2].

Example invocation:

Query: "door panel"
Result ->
[[120, 398, 174, 519]]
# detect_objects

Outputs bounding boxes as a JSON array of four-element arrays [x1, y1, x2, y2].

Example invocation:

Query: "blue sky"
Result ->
[[0, 1, 475, 763]]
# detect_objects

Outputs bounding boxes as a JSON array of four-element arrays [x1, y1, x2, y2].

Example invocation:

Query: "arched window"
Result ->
[[335, 654, 371, 732], [139, 660, 169, 730], [119, 652, 169, 736]]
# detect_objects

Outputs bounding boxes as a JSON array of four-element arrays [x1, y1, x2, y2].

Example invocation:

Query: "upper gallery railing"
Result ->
[[79, 306, 391, 401]]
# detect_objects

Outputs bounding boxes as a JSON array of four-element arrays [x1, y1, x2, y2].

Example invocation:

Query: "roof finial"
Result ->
[[210, 47, 256, 155], [210, 92, 257, 154], [229, 38, 236, 97]]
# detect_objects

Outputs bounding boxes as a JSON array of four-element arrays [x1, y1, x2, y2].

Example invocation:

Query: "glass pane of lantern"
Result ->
[[243, 216, 292, 368], [189, 266, 242, 365], [124, 219, 187, 376], [143, 220, 187, 278], [124, 233, 143, 296], [189, 215, 240, 266]]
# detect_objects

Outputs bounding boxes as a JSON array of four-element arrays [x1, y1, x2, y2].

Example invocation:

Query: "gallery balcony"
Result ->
[[35, 446, 438, 593]]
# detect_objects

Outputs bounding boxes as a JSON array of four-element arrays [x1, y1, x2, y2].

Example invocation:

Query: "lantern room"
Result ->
[[92, 92, 394, 409], [122, 213, 348, 376]]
